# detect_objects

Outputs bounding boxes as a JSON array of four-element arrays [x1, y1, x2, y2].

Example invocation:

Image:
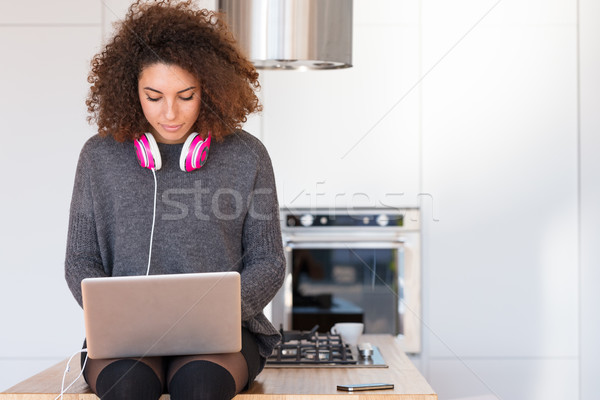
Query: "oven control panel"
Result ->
[[285, 213, 403, 228]]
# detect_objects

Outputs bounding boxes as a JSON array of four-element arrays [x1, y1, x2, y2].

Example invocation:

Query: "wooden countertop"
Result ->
[[1, 335, 436, 399]]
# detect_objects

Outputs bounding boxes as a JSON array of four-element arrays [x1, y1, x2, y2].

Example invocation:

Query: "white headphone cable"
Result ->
[[55, 348, 88, 400], [57, 164, 157, 398], [146, 168, 158, 276], [56, 161, 157, 398]]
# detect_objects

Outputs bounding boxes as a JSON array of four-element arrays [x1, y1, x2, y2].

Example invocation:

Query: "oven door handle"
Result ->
[[283, 234, 405, 244], [284, 239, 406, 249]]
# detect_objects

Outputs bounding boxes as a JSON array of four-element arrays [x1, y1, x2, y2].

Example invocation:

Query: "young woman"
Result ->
[[64, 1, 285, 399]]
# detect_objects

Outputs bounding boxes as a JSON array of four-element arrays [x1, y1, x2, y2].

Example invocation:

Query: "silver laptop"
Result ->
[[82, 271, 241, 359]]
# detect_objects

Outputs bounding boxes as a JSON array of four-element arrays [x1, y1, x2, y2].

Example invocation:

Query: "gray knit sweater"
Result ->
[[64, 131, 286, 359]]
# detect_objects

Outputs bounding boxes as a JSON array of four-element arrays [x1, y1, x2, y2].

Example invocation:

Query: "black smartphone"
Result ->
[[336, 383, 394, 392]]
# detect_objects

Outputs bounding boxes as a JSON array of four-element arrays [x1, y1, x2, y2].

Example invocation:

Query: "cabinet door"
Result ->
[[259, 23, 421, 209], [428, 358, 578, 400], [421, 0, 578, 361], [0, 26, 99, 365], [0, 0, 100, 24]]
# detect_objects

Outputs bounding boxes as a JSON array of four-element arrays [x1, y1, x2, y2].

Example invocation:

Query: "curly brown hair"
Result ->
[[86, 0, 261, 142]]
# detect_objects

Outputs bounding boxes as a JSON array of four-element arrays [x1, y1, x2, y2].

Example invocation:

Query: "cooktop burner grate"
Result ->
[[265, 326, 388, 368]]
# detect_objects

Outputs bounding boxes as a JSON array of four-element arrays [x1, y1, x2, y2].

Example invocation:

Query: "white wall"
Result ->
[[0, 1, 598, 399]]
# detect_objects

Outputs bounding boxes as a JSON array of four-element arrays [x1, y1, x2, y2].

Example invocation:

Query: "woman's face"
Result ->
[[138, 63, 202, 144]]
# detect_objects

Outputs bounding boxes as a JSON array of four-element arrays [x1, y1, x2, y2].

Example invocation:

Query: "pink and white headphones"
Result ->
[[134, 132, 211, 172]]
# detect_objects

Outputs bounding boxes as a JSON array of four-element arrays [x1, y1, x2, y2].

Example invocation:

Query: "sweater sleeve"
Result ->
[[239, 147, 286, 322], [64, 144, 108, 307]]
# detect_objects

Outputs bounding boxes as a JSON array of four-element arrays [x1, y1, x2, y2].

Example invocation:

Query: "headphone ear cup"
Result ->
[[180, 132, 211, 172], [134, 133, 162, 170]]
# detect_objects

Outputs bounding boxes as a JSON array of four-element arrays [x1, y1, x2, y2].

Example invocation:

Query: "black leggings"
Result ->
[[81, 328, 264, 399]]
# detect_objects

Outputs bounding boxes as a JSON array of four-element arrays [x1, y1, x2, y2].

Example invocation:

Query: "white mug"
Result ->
[[330, 322, 364, 346]]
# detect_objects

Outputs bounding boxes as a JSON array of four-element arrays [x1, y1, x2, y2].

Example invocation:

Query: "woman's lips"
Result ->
[[161, 124, 183, 132]]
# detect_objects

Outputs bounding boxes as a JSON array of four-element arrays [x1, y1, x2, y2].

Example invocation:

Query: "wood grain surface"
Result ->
[[1, 335, 436, 399]]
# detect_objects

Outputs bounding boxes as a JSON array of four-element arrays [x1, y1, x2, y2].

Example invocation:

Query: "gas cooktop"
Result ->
[[265, 326, 388, 368]]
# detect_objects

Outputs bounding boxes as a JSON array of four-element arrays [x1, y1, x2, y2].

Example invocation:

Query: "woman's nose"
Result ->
[[164, 100, 177, 120]]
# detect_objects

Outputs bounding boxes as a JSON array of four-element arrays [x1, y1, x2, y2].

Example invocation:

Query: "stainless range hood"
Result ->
[[218, 0, 353, 70]]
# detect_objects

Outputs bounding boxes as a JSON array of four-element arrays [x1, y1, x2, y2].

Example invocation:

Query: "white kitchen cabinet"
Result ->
[[0, 0, 101, 25], [420, 0, 579, 398], [421, 0, 578, 358], [428, 358, 578, 400], [353, 0, 419, 26], [578, 1, 600, 399], [0, 26, 99, 385], [260, 23, 421, 209]]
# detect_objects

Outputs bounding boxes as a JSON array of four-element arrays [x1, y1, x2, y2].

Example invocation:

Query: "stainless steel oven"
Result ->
[[270, 208, 421, 353]]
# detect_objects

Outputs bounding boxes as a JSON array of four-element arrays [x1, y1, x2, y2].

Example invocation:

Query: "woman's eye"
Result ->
[[146, 96, 160, 102], [180, 93, 194, 101]]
